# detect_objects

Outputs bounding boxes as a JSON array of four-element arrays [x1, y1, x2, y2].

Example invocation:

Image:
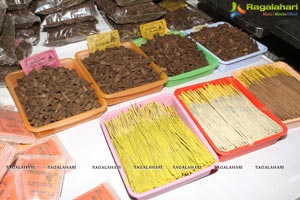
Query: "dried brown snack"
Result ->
[[140, 34, 208, 76], [14, 67, 100, 127], [189, 23, 259, 61], [82, 46, 160, 94]]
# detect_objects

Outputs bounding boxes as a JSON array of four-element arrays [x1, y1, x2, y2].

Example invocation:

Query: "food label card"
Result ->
[[19, 49, 60, 76], [140, 19, 168, 40], [87, 30, 121, 53]]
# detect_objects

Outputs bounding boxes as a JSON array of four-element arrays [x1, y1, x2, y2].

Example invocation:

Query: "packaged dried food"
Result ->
[[16, 24, 40, 45], [0, 14, 17, 66], [6, 0, 32, 11], [105, 17, 141, 41], [9, 10, 41, 29], [44, 21, 98, 46], [0, 0, 7, 32], [0, 108, 36, 144], [163, 4, 212, 30], [74, 182, 120, 200], [15, 39, 33, 61], [14, 155, 67, 200], [34, 0, 87, 15], [44, 0, 96, 28], [95, 0, 166, 24], [0, 64, 21, 86], [0, 143, 17, 181], [114, 0, 151, 7], [20, 135, 75, 167]]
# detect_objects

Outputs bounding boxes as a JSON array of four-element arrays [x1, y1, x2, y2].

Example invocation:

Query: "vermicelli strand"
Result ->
[[179, 83, 283, 152], [104, 102, 216, 193]]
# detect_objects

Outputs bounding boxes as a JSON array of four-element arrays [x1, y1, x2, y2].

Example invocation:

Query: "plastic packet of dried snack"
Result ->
[[0, 14, 17, 66], [14, 155, 67, 200], [9, 10, 41, 29], [0, 143, 17, 181], [74, 182, 120, 200], [43, 0, 96, 28], [0, 0, 7, 32], [44, 20, 98, 46], [20, 135, 76, 169], [16, 24, 41, 46], [6, 0, 32, 11], [0, 170, 18, 200], [163, 3, 212, 30], [0, 108, 36, 144], [34, 0, 87, 15], [95, 0, 166, 24], [114, 0, 151, 7]]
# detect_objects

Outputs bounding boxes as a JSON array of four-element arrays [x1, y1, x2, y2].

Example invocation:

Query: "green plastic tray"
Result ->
[[132, 33, 219, 87]]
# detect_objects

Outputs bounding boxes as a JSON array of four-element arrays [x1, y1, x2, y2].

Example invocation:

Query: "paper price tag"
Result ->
[[19, 49, 60, 76], [140, 19, 168, 40], [87, 30, 121, 53], [192, 23, 209, 32]]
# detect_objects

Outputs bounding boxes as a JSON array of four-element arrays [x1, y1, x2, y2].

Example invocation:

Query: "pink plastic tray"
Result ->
[[100, 93, 218, 200]]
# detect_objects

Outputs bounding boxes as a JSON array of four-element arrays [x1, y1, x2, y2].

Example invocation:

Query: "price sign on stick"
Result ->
[[20, 49, 60, 76], [87, 30, 121, 53], [140, 19, 168, 40]]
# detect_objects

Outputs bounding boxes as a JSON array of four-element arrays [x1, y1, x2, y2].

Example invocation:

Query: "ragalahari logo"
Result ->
[[230, 2, 247, 19]]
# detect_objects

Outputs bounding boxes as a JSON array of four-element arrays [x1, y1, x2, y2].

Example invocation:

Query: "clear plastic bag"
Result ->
[[44, 0, 96, 28], [34, 0, 88, 15], [114, 0, 151, 7], [0, 64, 21, 86], [95, 0, 166, 24], [0, 0, 7, 33], [0, 108, 36, 144], [105, 16, 142, 41], [9, 10, 41, 29], [15, 38, 33, 61], [0, 14, 17, 66], [16, 24, 40, 46], [44, 20, 98, 46], [15, 155, 67, 200], [0, 143, 17, 182], [163, 4, 212, 30], [6, 0, 32, 11]]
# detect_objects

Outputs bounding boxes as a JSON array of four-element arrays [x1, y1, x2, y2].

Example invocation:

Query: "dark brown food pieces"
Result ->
[[82, 46, 160, 94], [14, 67, 100, 127], [140, 34, 208, 77], [189, 24, 259, 61], [248, 74, 300, 121]]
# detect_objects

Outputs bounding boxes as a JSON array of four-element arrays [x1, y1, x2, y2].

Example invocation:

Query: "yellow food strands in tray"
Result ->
[[100, 94, 218, 199]]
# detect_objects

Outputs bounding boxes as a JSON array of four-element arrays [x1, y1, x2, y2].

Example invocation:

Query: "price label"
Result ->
[[87, 30, 121, 53], [192, 23, 209, 32], [140, 19, 168, 40], [19, 49, 60, 76]]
